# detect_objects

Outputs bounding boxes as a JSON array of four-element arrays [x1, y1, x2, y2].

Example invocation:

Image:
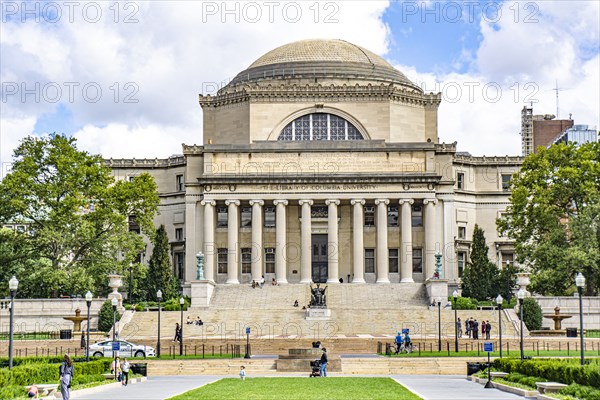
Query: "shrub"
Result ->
[[98, 300, 121, 333], [560, 383, 600, 400], [449, 296, 477, 310], [520, 297, 542, 331], [493, 358, 600, 388], [163, 296, 190, 311]]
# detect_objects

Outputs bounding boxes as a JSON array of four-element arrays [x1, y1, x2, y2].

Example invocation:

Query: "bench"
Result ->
[[536, 382, 568, 394], [26, 384, 58, 397], [102, 373, 117, 380], [490, 372, 509, 378]]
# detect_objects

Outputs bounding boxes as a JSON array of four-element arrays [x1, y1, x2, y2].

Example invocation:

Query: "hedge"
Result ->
[[0, 358, 111, 387], [493, 358, 600, 388]]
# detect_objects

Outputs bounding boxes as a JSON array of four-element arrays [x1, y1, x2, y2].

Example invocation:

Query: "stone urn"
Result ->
[[107, 274, 124, 311], [516, 272, 531, 296]]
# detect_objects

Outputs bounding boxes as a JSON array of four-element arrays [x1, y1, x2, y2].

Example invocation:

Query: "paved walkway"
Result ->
[[72, 376, 221, 400], [72, 374, 525, 400], [392, 375, 524, 399]]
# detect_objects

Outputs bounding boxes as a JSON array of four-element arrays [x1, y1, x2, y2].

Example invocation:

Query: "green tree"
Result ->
[[145, 225, 178, 301], [97, 300, 121, 333], [497, 142, 600, 295], [0, 134, 160, 297], [461, 224, 502, 300], [520, 297, 543, 331]]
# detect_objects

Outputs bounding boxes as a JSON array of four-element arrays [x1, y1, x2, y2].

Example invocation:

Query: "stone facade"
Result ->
[[107, 39, 523, 295]]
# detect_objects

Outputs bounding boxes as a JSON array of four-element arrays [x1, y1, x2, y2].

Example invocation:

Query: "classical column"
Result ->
[[225, 200, 240, 284], [325, 199, 340, 283], [249, 200, 264, 283], [424, 198, 438, 279], [201, 200, 216, 282], [399, 199, 414, 283], [273, 200, 288, 284], [351, 199, 366, 284], [185, 196, 197, 283], [375, 199, 390, 283], [298, 200, 313, 283], [442, 198, 456, 280]]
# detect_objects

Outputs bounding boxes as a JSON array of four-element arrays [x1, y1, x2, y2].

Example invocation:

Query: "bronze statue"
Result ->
[[310, 283, 327, 307]]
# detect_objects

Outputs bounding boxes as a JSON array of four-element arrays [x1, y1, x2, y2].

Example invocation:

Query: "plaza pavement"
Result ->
[[71, 374, 524, 400]]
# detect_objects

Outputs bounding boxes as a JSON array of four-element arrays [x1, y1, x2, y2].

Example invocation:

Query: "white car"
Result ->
[[89, 340, 155, 358]]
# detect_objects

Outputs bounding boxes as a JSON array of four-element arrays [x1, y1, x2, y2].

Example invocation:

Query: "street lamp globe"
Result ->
[[575, 273, 585, 289], [179, 297, 185, 305], [517, 288, 525, 300], [496, 294, 503, 305], [156, 289, 162, 300], [85, 291, 93, 302], [436, 297, 441, 305], [111, 297, 118, 307], [452, 290, 458, 299], [8, 276, 19, 291]]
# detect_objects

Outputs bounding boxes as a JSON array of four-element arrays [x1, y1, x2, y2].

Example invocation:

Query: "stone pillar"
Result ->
[[424, 198, 438, 279], [351, 199, 366, 284], [442, 198, 456, 281], [375, 199, 390, 283], [249, 200, 264, 283], [225, 199, 240, 284], [298, 200, 313, 283], [201, 200, 216, 282], [325, 199, 340, 283], [273, 200, 288, 284], [399, 199, 414, 283]]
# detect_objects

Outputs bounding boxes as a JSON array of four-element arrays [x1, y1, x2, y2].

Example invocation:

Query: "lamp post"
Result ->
[[575, 273, 586, 366], [128, 262, 133, 305], [453, 290, 459, 352], [517, 289, 525, 360], [156, 289, 162, 359], [85, 291, 93, 362], [437, 297, 442, 352], [111, 297, 118, 381], [496, 294, 503, 358], [8, 276, 18, 370], [179, 297, 184, 356]]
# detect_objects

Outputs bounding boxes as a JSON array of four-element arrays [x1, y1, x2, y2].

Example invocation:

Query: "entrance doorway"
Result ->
[[312, 234, 328, 283]]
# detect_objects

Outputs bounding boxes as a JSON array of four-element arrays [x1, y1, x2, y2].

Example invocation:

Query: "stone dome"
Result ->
[[227, 39, 418, 89]]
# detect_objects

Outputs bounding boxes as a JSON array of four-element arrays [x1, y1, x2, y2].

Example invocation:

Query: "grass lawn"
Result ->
[[385, 349, 600, 358], [168, 377, 422, 400]]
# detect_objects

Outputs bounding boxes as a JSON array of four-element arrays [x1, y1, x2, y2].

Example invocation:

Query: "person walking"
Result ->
[[466, 318, 471, 339], [485, 320, 491, 340], [481, 320, 486, 339], [173, 323, 181, 342], [473, 319, 479, 340], [394, 332, 403, 354], [59, 354, 74, 400], [320, 348, 328, 377], [121, 358, 130, 386], [457, 317, 462, 338]]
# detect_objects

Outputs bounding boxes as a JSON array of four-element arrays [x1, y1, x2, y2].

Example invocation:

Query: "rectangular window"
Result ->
[[174, 252, 184, 280], [388, 205, 399, 227], [241, 207, 252, 227], [501, 252, 514, 267], [501, 174, 512, 191], [389, 249, 399, 273], [241, 248, 251, 274], [217, 248, 228, 274], [176, 174, 184, 192], [128, 176, 135, 182], [365, 248, 375, 273], [457, 172, 464, 189], [265, 248, 275, 274], [364, 206, 375, 227], [412, 204, 423, 227], [264, 207, 275, 228], [217, 207, 228, 227], [458, 226, 466, 239], [412, 248, 423, 273], [175, 228, 183, 241], [128, 215, 140, 233], [457, 252, 466, 277]]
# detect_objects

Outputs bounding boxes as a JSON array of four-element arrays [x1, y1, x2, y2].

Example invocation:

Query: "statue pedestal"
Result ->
[[305, 308, 331, 320], [425, 278, 449, 305], [190, 280, 216, 308]]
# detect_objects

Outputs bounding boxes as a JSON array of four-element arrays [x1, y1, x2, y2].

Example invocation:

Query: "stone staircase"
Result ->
[[124, 284, 519, 341]]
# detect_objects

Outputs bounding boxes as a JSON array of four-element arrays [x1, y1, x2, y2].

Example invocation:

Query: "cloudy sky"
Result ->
[[1, 0, 598, 171]]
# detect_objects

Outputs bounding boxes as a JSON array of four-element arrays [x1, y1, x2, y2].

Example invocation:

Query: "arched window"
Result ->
[[278, 113, 364, 141]]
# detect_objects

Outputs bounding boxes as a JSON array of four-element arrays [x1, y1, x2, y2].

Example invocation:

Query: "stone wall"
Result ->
[[0, 298, 106, 333], [535, 296, 600, 330]]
